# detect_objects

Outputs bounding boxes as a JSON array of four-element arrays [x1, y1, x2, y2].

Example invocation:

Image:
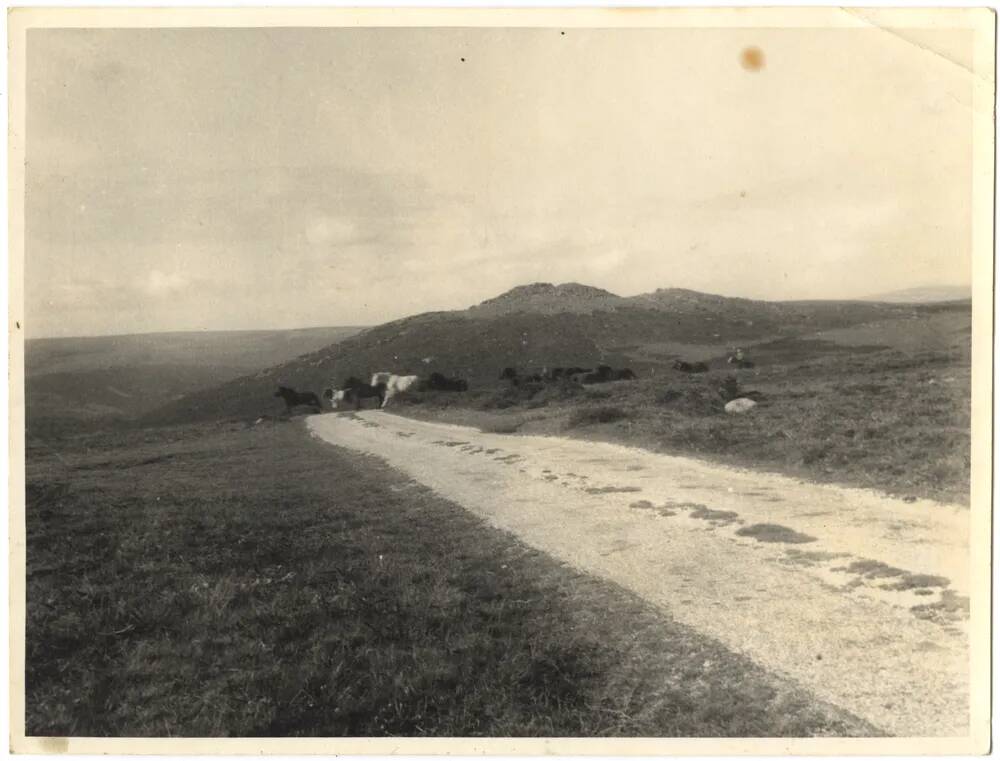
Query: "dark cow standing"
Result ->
[[673, 359, 710, 373], [274, 386, 323, 412], [340, 377, 386, 410], [423, 372, 469, 392]]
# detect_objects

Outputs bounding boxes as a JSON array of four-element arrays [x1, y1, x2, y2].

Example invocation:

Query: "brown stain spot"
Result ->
[[15, 321, 20, 329], [739, 46, 765, 72]]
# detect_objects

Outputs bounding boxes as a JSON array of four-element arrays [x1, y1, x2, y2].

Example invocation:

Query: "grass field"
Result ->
[[25, 418, 877, 737], [388, 331, 971, 505]]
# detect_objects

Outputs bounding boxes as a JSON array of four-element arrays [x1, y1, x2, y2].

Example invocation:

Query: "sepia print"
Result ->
[[8, 7, 995, 756]]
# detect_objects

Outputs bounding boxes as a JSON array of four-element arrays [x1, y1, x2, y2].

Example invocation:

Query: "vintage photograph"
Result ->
[[8, 7, 994, 754]]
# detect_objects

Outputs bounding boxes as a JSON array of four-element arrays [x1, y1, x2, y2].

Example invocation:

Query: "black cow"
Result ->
[[424, 372, 468, 392], [673, 359, 709, 373], [274, 386, 323, 412]]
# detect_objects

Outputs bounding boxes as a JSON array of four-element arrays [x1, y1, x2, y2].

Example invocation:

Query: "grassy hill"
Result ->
[[25, 326, 364, 437], [143, 284, 960, 426]]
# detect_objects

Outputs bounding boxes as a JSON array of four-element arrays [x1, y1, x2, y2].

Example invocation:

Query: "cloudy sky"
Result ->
[[26, 25, 973, 337]]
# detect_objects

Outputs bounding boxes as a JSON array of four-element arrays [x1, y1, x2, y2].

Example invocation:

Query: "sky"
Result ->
[[25, 25, 974, 337]]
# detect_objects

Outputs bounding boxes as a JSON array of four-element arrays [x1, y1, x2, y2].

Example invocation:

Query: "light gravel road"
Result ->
[[307, 411, 970, 737]]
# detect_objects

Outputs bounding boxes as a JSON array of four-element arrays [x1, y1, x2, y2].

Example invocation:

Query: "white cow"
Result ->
[[371, 372, 420, 408], [323, 387, 348, 410]]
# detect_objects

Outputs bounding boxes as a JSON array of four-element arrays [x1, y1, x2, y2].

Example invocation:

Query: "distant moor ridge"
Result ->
[[144, 283, 970, 426]]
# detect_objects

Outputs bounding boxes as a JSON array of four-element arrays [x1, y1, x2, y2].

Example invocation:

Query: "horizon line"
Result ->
[[22, 289, 974, 342]]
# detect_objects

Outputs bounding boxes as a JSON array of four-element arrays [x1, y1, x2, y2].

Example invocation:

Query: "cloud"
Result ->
[[139, 269, 189, 297], [304, 215, 361, 247]]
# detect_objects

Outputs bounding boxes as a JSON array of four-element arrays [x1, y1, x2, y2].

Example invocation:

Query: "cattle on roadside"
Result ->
[[371, 372, 420, 408], [323, 387, 349, 409], [274, 386, 323, 412], [336, 377, 386, 410]]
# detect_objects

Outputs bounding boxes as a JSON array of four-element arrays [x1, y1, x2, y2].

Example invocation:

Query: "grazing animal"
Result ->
[[673, 359, 709, 373], [371, 372, 420, 408], [499, 367, 519, 382], [423, 372, 468, 392], [339, 377, 386, 410], [323, 387, 349, 409], [725, 398, 758, 414], [274, 386, 323, 412], [615, 368, 637, 381]]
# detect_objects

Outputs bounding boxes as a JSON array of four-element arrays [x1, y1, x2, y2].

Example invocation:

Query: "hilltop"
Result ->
[[469, 282, 625, 316], [142, 283, 946, 426]]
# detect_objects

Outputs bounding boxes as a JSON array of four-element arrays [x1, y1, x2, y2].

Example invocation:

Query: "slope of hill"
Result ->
[[25, 326, 364, 437], [143, 284, 956, 426], [26, 326, 364, 376]]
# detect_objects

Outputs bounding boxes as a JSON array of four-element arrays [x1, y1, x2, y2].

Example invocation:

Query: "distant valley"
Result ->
[[25, 326, 364, 436]]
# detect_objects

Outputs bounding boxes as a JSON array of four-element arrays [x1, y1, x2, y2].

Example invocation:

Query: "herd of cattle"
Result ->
[[274, 352, 758, 414], [317, 372, 468, 410]]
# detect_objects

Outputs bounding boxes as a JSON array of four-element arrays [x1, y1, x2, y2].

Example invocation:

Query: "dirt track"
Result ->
[[307, 411, 969, 737]]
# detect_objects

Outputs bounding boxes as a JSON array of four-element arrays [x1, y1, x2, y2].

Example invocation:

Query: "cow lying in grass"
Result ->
[[673, 359, 710, 373], [274, 386, 323, 413], [421, 372, 469, 392]]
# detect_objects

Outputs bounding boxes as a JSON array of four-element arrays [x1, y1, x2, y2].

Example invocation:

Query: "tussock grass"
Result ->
[[566, 406, 630, 428], [26, 422, 877, 737]]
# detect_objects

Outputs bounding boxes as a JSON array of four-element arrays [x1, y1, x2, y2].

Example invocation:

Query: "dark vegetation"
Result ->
[[25, 421, 877, 737]]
